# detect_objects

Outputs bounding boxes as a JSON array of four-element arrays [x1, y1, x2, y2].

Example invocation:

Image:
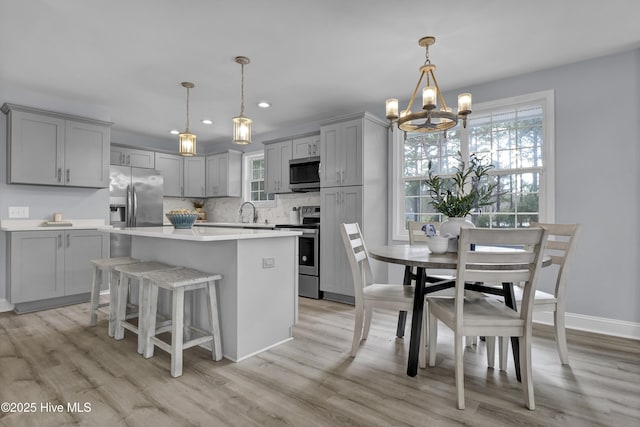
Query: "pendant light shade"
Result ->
[[232, 56, 252, 145], [179, 82, 197, 156]]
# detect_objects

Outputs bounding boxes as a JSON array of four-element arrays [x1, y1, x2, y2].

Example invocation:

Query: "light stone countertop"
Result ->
[[0, 219, 107, 231], [104, 226, 301, 241], [195, 221, 277, 229]]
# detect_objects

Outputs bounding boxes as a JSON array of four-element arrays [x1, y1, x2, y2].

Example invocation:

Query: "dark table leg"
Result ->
[[396, 266, 412, 338], [502, 282, 522, 382], [407, 266, 426, 377]]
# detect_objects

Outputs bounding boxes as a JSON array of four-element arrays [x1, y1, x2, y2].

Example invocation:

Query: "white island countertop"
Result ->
[[105, 225, 301, 241]]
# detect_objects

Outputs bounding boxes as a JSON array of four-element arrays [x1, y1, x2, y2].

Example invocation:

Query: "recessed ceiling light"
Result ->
[[169, 129, 180, 135], [201, 119, 213, 125], [257, 101, 271, 108]]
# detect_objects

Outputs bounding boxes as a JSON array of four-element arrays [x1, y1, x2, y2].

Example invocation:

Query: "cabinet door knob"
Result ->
[[126, 154, 130, 165], [57, 168, 62, 182], [57, 234, 62, 248], [66, 169, 70, 183], [66, 234, 70, 248]]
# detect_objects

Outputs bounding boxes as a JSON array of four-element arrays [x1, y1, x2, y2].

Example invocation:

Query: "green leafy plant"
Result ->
[[426, 152, 498, 218]]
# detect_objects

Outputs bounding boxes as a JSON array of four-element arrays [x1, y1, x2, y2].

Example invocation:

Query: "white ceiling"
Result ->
[[2, 0, 640, 151]]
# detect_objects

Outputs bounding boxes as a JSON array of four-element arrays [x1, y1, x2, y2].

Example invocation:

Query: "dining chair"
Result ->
[[426, 227, 548, 410], [493, 223, 581, 369], [340, 222, 422, 357]]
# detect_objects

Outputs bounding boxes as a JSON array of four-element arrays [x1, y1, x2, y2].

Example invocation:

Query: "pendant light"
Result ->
[[179, 81, 196, 156], [232, 56, 252, 145]]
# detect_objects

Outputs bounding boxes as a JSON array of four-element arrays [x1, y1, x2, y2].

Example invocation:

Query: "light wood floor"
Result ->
[[0, 297, 638, 427]]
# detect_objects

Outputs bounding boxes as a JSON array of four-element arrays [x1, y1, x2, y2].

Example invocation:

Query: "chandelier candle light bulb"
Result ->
[[422, 86, 437, 109], [386, 98, 399, 121]]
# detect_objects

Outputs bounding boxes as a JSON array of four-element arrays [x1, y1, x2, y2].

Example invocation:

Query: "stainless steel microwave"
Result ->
[[289, 156, 320, 192]]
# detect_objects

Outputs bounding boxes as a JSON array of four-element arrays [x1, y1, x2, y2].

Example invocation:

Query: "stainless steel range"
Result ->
[[276, 206, 321, 299]]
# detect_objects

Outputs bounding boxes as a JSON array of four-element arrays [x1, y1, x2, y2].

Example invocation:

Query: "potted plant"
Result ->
[[425, 152, 497, 244]]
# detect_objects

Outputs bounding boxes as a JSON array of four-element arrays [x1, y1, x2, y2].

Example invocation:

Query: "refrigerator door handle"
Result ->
[[125, 184, 132, 227], [132, 185, 138, 227]]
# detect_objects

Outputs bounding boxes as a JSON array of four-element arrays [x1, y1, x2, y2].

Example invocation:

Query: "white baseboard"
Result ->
[[534, 311, 640, 341], [0, 299, 15, 313]]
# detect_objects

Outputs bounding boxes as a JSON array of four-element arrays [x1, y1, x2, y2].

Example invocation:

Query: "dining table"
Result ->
[[368, 243, 550, 378]]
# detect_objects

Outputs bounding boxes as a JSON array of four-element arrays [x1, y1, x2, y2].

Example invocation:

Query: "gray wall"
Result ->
[[385, 49, 640, 324]]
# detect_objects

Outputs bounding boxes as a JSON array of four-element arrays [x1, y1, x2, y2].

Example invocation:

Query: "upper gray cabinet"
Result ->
[[264, 140, 292, 194], [206, 150, 241, 197], [155, 152, 184, 197], [1, 103, 112, 188], [292, 134, 320, 159], [110, 145, 155, 168], [184, 156, 205, 197]]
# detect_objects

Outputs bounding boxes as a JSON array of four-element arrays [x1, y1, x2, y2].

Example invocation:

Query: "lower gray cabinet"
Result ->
[[7, 229, 108, 305]]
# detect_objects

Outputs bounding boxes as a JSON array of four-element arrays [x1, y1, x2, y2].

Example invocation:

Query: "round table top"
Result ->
[[369, 244, 458, 269], [369, 244, 551, 270]]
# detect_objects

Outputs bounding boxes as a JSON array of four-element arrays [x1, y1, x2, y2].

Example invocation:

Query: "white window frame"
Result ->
[[392, 90, 555, 241], [242, 151, 276, 207]]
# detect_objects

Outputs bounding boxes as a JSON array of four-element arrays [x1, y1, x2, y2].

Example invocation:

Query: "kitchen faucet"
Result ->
[[239, 201, 258, 223]]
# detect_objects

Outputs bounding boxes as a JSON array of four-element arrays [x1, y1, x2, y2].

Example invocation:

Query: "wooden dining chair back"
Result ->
[[495, 222, 581, 367], [426, 227, 548, 410], [340, 223, 416, 357]]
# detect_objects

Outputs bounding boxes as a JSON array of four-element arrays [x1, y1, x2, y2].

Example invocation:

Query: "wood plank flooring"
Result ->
[[0, 297, 638, 426]]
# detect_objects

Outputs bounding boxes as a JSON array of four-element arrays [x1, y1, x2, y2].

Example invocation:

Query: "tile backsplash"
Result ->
[[163, 192, 320, 224]]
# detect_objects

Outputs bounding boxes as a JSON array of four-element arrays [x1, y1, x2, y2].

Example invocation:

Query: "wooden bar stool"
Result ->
[[113, 261, 177, 354], [142, 268, 223, 377], [88, 256, 139, 337]]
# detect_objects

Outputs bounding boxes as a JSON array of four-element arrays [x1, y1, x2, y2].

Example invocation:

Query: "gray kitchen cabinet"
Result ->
[[320, 118, 363, 187], [206, 150, 241, 197], [320, 186, 363, 298], [7, 229, 108, 307], [1, 103, 111, 188], [184, 156, 206, 197], [110, 145, 155, 168], [292, 133, 320, 159], [155, 152, 184, 197], [319, 112, 388, 303], [264, 139, 292, 194]]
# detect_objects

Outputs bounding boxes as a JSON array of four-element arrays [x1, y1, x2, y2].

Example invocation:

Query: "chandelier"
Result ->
[[385, 36, 472, 134], [232, 56, 252, 145], [178, 82, 196, 156]]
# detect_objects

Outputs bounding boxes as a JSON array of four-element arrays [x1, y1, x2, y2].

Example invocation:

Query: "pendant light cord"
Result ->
[[185, 86, 191, 132], [240, 62, 245, 116]]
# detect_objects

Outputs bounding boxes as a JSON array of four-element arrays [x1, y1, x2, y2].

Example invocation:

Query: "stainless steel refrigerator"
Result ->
[[109, 165, 164, 257]]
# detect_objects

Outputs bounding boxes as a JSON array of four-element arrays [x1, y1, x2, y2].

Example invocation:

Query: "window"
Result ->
[[392, 90, 555, 240], [243, 151, 275, 206]]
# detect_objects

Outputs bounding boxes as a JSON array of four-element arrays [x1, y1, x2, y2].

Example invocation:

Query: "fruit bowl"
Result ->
[[166, 213, 199, 229]]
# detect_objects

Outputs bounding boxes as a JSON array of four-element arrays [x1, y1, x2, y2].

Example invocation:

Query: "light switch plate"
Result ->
[[8, 206, 29, 218], [262, 257, 275, 268]]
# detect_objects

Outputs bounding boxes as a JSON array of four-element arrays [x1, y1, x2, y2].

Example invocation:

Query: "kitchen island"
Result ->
[[103, 226, 301, 361]]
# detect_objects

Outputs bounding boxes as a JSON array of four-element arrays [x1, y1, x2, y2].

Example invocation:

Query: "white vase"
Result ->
[[440, 217, 475, 252]]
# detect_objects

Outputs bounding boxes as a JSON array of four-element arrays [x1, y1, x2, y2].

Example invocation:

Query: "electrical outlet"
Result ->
[[262, 257, 275, 268], [8, 206, 29, 218]]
